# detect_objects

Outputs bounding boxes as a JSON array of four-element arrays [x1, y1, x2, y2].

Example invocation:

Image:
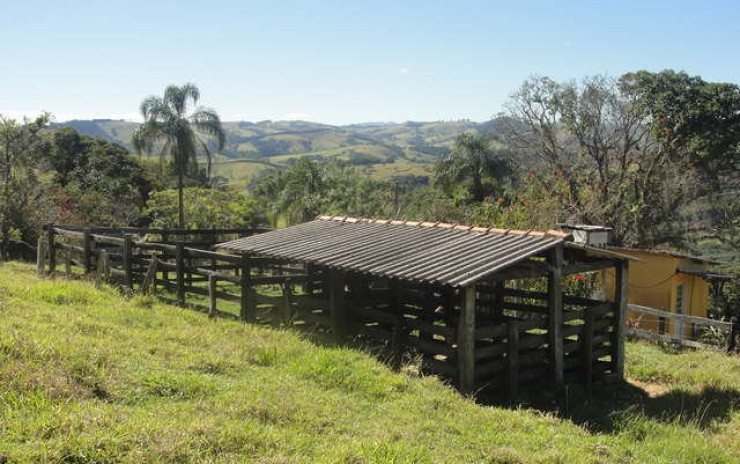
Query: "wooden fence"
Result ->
[[627, 303, 734, 350]]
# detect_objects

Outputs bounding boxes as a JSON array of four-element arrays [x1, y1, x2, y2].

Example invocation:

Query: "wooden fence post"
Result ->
[[208, 274, 217, 318], [123, 234, 133, 289], [281, 279, 293, 324], [507, 320, 519, 400], [35, 239, 45, 275], [95, 250, 109, 287], [457, 285, 476, 393], [240, 254, 254, 322], [141, 258, 158, 294], [161, 232, 169, 282], [47, 224, 56, 276], [329, 268, 348, 340], [548, 245, 564, 387], [613, 260, 629, 378], [36, 239, 46, 276], [83, 228, 92, 275], [583, 307, 595, 395], [175, 241, 185, 306], [64, 250, 72, 278]]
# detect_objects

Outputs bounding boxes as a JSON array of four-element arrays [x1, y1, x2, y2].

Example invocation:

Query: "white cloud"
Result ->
[[400, 67, 409, 75]]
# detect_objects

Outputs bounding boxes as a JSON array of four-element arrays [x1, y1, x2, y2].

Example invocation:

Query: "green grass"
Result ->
[[1, 262, 739, 463]]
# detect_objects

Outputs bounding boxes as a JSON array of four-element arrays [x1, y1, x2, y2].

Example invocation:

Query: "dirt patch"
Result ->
[[628, 378, 671, 398]]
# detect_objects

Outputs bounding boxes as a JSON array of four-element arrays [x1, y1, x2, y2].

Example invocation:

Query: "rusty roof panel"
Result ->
[[217, 216, 567, 287]]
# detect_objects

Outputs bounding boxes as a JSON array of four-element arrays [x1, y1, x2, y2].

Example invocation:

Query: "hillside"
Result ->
[[1, 262, 739, 463], [53, 119, 481, 186]]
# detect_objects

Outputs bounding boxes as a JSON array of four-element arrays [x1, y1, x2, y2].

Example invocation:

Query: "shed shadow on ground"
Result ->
[[477, 378, 740, 434], [241, 315, 740, 436]]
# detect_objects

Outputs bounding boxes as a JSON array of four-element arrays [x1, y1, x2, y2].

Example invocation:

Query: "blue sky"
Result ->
[[1, 0, 739, 124]]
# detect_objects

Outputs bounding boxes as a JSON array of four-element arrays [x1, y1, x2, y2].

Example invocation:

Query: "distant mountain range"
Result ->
[[53, 119, 493, 187], [54, 119, 488, 160]]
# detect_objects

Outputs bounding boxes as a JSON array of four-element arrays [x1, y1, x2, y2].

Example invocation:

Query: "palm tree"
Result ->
[[434, 132, 512, 202], [132, 83, 225, 228]]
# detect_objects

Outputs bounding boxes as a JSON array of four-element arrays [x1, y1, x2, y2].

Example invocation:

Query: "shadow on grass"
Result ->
[[478, 378, 740, 434], [132, 285, 740, 434]]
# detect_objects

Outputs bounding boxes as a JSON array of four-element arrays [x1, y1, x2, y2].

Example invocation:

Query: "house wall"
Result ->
[[603, 250, 711, 336]]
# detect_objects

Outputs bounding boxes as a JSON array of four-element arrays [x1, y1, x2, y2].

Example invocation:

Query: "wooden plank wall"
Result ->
[[475, 284, 617, 395]]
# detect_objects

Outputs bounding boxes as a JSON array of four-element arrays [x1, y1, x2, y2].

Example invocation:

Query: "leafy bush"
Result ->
[[144, 187, 265, 229]]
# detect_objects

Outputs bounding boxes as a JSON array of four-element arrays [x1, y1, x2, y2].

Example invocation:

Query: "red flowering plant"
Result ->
[[566, 273, 599, 299]]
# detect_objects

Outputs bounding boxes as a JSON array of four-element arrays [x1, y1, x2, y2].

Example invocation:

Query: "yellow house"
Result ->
[[604, 247, 722, 337]]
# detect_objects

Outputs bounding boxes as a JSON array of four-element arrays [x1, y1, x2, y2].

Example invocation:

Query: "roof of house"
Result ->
[[606, 246, 721, 265], [217, 215, 572, 287]]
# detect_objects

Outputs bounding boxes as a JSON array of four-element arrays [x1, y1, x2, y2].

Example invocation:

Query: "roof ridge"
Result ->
[[315, 214, 570, 239]]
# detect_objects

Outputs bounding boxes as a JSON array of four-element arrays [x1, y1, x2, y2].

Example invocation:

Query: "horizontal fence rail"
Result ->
[[628, 303, 733, 350]]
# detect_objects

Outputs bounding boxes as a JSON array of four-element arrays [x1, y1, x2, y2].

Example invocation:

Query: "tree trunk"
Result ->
[[472, 174, 484, 203], [177, 167, 185, 229]]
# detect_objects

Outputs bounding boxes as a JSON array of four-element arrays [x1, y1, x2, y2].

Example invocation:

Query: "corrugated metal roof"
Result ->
[[217, 216, 569, 287]]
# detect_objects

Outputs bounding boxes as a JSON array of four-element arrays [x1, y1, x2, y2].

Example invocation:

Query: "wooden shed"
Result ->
[[218, 216, 630, 396]]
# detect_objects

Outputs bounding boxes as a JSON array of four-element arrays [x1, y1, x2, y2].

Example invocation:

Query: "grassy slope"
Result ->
[[1, 262, 738, 463]]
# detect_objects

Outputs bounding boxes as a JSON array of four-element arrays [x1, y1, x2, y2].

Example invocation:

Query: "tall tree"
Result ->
[[0, 114, 52, 260], [132, 83, 225, 228], [503, 75, 689, 247], [434, 132, 512, 203]]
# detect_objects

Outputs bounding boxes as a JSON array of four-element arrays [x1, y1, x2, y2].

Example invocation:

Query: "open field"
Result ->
[[1, 262, 739, 463]]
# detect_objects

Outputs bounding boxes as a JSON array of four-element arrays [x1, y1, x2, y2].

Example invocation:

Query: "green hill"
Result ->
[[53, 119, 481, 186], [1, 262, 739, 463]]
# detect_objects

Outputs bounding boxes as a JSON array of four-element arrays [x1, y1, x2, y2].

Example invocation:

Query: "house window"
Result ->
[[675, 284, 686, 315]]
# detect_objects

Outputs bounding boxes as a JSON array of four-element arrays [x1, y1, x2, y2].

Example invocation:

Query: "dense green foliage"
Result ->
[[144, 188, 264, 229], [51, 127, 154, 226], [0, 114, 53, 260], [1, 263, 739, 462], [254, 158, 395, 225]]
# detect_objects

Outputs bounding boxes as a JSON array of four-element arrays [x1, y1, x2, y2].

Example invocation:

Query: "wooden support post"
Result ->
[[83, 228, 92, 275], [175, 241, 185, 306], [240, 254, 254, 322], [329, 269, 347, 340], [548, 245, 564, 387], [583, 307, 595, 395], [281, 280, 293, 324], [36, 239, 46, 276], [390, 279, 403, 370], [457, 285, 476, 393], [47, 224, 56, 276], [613, 260, 629, 378], [442, 286, 456, 328], [493, 280, 505, 323], [420, 287, 435, 342], [507, 320, 519, 399], [123, 234, 133, 289], [208, 274, 217, 318]]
